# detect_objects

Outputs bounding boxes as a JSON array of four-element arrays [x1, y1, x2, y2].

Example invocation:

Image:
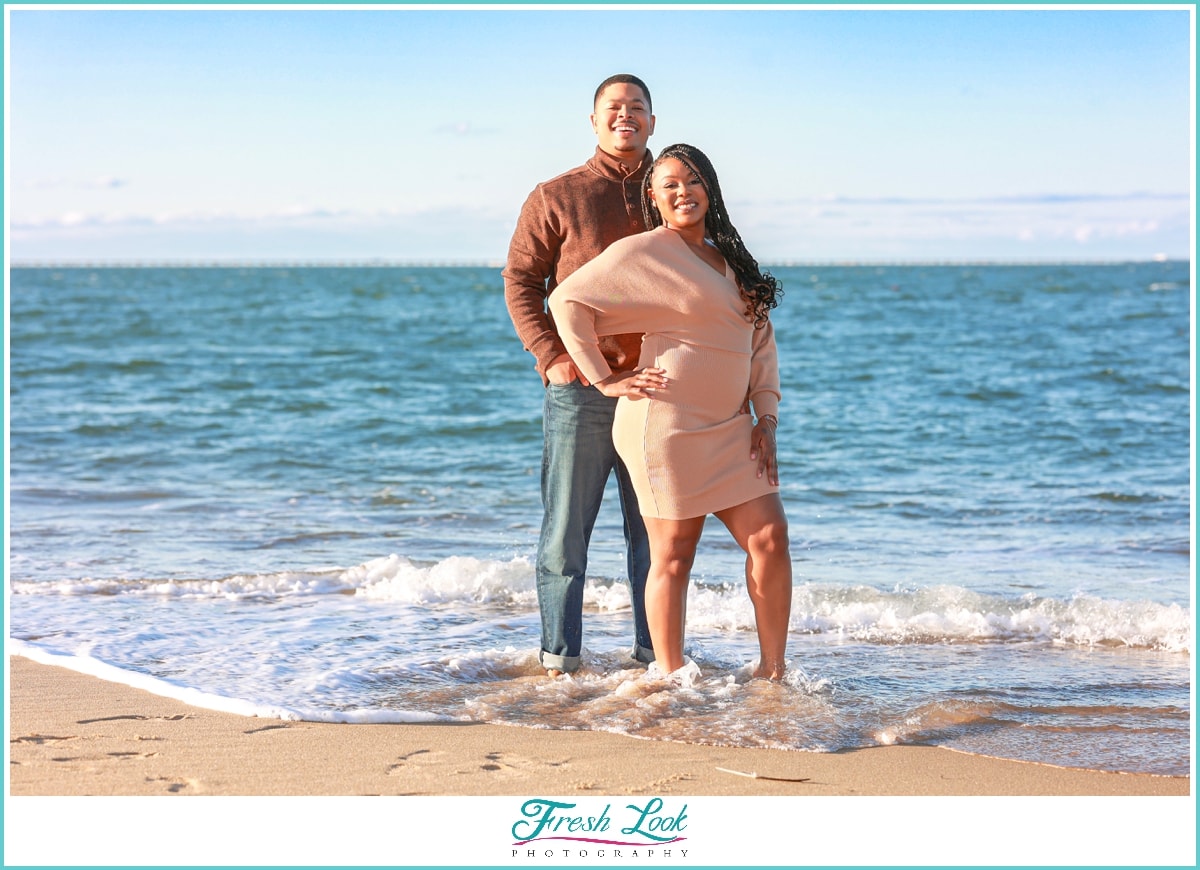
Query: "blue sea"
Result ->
[[6, 261, 1193, 778]]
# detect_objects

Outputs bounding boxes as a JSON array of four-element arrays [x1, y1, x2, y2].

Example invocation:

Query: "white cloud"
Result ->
[[15, 206, 351, 231], [23, 176, 128, 190], [9, 191, 1189, 263], [1112, 219, 1160, 237], [434, 121, 495, 137], [728, 189, 1190, 261], [7, 204, 520, 263], [11, 200, 522, 234]]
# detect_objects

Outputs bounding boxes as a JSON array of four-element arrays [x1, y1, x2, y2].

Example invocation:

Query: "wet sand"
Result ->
[[7, 654, 1192, 867], [9, 655, 1187, 797]]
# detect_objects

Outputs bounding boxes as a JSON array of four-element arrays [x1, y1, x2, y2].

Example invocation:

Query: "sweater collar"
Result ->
[[590, 146, 652, 181]]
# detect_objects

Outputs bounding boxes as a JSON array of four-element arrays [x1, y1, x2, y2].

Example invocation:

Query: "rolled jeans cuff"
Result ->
[[539, 650, 581, 673], [631, 642, 656, 665]]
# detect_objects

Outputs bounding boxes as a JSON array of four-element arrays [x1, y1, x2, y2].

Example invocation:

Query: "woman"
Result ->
[[548, 143, 791, 680]]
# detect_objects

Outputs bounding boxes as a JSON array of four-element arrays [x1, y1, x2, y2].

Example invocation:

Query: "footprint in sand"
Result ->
[[11, 734, 77, 745], [145, 776, 203, 794], [77, 715, 188, 724], [243, 723, 291, 735], [386, 748, 451, 775], [478, 751, 568, 778], [633, 772, 696, 794]]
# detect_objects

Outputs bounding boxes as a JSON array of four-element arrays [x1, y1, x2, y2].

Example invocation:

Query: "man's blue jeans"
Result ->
[[537, 381, 654, 672]]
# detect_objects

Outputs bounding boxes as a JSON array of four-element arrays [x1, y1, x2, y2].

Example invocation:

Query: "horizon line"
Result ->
[[8, 256, 1190, 269]]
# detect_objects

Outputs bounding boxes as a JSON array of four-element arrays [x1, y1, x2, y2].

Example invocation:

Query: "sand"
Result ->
[[6, 654, 1195, 866], [8, 655, 1188, 798]]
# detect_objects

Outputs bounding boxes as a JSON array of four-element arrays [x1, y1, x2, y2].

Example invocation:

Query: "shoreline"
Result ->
[[7, 655, 1188, 797]]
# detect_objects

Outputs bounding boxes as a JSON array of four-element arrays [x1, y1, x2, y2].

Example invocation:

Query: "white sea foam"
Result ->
[[9, 638, 301, 719], [352, 553, 537, 605], [776, 583, 1192, 652], [8, 572, 1190, 773], [11, 554, 1190, 652], [8, 638, 456, 725], [7, 568, 358, 599]]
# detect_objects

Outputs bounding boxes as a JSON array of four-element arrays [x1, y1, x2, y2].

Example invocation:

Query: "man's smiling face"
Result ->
[[591, 82, 655, 161]]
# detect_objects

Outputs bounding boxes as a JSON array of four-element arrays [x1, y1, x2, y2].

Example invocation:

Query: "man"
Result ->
[[503, 73, 657, 677]]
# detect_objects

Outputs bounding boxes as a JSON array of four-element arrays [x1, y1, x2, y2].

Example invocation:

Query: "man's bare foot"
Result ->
[[547, 668, 564, 679]]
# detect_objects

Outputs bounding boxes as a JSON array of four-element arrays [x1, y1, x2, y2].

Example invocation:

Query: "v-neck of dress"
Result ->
[[663, 226, 730, 279]]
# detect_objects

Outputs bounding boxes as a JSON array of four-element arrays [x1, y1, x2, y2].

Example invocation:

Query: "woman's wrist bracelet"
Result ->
[[758, 414, 778, 428]]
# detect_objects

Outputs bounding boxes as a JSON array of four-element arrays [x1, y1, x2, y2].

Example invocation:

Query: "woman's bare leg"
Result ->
[[641, 515, 706, 675], [715, 494, 792, 679]]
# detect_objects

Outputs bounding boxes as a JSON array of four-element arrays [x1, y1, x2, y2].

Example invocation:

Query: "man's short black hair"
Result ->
[[594, 74, 652, 113]]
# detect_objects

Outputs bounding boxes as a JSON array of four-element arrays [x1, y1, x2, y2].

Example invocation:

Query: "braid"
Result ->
[[641, 143, 782, 327]]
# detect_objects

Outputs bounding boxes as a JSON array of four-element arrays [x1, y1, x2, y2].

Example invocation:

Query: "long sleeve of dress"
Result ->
[[747, 319, 781, 419], [547, 241, 652, 386]]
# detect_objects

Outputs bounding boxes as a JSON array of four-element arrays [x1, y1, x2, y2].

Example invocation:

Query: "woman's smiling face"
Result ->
[[648, 157, 709, 231]]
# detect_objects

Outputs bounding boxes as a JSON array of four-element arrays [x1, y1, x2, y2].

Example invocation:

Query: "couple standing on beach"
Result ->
[[503, 74, 792, 681]]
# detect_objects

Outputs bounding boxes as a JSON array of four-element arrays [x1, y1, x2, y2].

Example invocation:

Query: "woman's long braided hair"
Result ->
[[641, 143, 782, 327]]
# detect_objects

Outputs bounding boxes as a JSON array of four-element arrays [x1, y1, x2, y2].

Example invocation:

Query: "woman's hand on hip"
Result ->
[[594, 367, 669, 400], [750, 415, 780, 486]]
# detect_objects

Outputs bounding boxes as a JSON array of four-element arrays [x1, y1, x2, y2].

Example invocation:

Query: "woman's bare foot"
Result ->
[[752, 660, 786, 680], [546, 668, 564, 679]]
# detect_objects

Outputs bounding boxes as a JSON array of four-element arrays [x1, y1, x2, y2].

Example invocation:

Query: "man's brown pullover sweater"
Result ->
[[503, 146, 651, 381]]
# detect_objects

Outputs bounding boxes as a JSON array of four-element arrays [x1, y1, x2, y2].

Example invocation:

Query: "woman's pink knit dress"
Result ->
[[549, 226, 781, 520]]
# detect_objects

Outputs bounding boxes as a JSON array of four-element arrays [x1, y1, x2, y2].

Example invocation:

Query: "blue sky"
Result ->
[[5, 5, 1194, 263]]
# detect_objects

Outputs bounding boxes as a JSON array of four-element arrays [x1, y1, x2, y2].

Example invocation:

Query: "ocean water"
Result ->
[[6, 261, 1192, 777]]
